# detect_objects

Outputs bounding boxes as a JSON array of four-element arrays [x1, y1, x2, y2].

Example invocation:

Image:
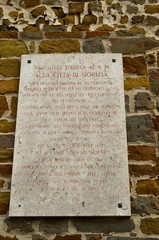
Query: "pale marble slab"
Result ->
[[9, 54, 131, 216]]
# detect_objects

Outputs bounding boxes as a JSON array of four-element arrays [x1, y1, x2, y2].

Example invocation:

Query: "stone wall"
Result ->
[[0, 0, 159, 239]]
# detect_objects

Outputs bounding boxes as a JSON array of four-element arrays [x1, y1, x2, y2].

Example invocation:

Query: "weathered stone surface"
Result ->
[[125, 95, 129, 112], [146, 16, 159, 26], [145, 5, 159, 14], [88, 2, 102, 12], [153, 115, 159, 131], [72, 24, 90, 32], [120, 15, 128, 24], [0, 59, 20, 77], [136, 180, 158, 196], [126, 115, 154, 143], [110, 38, 144, 54], [39, 40, 80, 53], [123, 57, 147, 75], [131, 196, 159, 215], [0, 192, 10, 214], [0, 80, 19, 94], [39, 219, 68, 234], [83, 39, 105, 53], [0, 120, 16, 133], [11, 97, 18, 118], [32, 234, 48, 240], [54, 235, 81, 240], [69, 2, 84, 14], [148, 69, 159, 95], [20, 0, 40, 8], [73, 219, 135, 233], [129, 164, 157, 177], [132, 15, 144, 24], [135, 92, 153, 110], [4, 218, 34, 232], [43, 25, 66, 32], [140, 218, 159, 235], [128, 146, 156, 161], [117, 27, 145, 37], [0, 135, 14, 148], [124, 77, 150, 90], [0, 165, 12, 176], [0, 96, 8, 117], [96, 24, 114, 32], [144, 38, 159, 50], [83, 14, 97, 24], [19, 31, 42, 39], [126, 5, 138, 14], [0, 41, 28, 57], [31, 6, 46, 18]]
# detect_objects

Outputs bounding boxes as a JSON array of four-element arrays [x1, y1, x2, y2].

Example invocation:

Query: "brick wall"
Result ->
[[0, 0, 159, 239]]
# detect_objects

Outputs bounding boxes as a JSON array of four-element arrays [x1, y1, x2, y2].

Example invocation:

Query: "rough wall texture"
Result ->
[[0, 0, 159, 239]]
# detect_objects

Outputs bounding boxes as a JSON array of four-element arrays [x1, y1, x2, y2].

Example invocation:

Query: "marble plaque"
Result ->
[[9, 54, 131, 217]]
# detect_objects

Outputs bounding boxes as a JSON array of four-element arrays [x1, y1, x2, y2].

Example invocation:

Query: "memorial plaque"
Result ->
[[9, 54, 131, 216]]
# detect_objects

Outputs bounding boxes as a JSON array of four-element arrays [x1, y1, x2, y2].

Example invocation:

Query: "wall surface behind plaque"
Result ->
[[0, 0, 159, 239]]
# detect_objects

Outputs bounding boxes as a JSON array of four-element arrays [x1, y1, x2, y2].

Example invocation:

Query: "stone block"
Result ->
[[0, 164, 12, 176], [0, 192, 10, 214], [146, 16, 159, 26], [153, 115, 159, 131], [4, 218, 34, 232], [0, 148, 13, 162], [31, 6, 46, 18], [135, 92, 153, 110], [0, 235, 19, 240], [145, 5, 159, 14], [123, 56, 147, 75], [136, 180, 158, 196], [126, 6, 138, 14], [0, 135, 14, 148], [83, 39, 105, 53], [39, 219, 68, 234], [69, 3, 84, 14], [0, 96, 8, 117], [140, 218, 159, 235], [0, 59, 20, 77], [73, 219, 135, 233], [82, 14, 97, 24], [32, 234, 48, 240], [132, 15, 144, 24], [129, 165, 157, 177], [11, 97, 18, 118], [39, 40, 80, 53], [110, 38, 144, 54], [126, 115, 154, 143], [19, 31, 43, 39], [131, 196, 159, 215], [20, 0, 40, 8], [0, 80, 19, 94], [0, 40, 28, 57], [85, 234, 102, 240], [125, 95, 129, 112], [124, 77, 150, 90], [148, 69, 159, 95], [128, 146, 156, 161], [108, 237, 159, 240], [0, 120, 16, 133]]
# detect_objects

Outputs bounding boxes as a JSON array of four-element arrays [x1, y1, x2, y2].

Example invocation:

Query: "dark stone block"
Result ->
[[4, 218, 34, 232], [148, 69, 159, 95], [125, 95, 129, 112], [73, 218, 135, 233], [132, 15, 144, 24], [131, 196, 159, 216], [83, 39, 105, 53], [135, 92, 152, 110], [110, 38, 144, 54], [126, 115, 155, 143], [32, 234, 48, 240], [39, 218, 68, 234], [0, 135, 14, 148]]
